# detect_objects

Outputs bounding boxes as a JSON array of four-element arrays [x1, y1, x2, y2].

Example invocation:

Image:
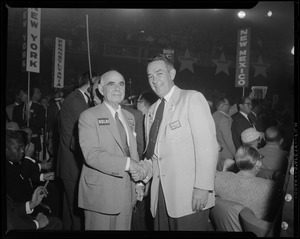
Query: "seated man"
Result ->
[[6, 129, 62, 230], [259, 126, 289, 173], [214, 145, 282, 222], [7, 186, 51, 232]]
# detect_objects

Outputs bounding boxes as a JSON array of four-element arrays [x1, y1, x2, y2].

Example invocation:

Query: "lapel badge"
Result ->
[[169, 120, 181, 130], [98, 118, 110, 125]]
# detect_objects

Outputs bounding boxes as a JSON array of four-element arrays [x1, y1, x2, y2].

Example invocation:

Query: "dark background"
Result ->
[[2, 1, 296, 105]]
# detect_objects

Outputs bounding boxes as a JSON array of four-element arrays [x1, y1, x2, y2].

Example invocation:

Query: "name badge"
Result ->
[[98, 118, 110, 125], [169, 120, 181, 130]]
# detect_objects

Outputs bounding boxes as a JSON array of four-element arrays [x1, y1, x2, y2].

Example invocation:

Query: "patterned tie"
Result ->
[[115, 112, 130, 157], [145, 98, 165, 159]]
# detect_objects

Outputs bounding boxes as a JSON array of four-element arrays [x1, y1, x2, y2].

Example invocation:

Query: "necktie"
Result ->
[[115, 112, 130, 157], [145, 98, 165, 159], [84, 93, 92, 107]]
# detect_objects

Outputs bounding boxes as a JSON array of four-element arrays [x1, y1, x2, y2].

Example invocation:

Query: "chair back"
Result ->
[[209, 197, 244, 231]]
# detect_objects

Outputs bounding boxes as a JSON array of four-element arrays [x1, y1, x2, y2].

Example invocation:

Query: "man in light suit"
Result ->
[[78, 70, 143, 230], [57, 71, 97, 230], [212, 96, 236, 171], [138, 54, 218, 230]]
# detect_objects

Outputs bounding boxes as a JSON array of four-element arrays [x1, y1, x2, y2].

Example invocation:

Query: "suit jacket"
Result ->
[[144, 86, 218, 218], [212, 110, 236, 160], [57, 89, 89, 181], [259, 145, 288, 172], [6, 161, 33, 203], [122, 105, 145, 159], [215, 171, 281, 221], [78, 103, 139, 214], [21, 156, 41, 186], [12, 102, 45, 135], [231, 112, 253, 149], [6, 195, 37, 231]]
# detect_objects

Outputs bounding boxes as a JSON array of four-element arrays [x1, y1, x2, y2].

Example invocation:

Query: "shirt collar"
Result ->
[[163, 85, 175, 103], [78, 89, 88, 104], [240, 111, 250, 120], [104, 101, 121, 118]]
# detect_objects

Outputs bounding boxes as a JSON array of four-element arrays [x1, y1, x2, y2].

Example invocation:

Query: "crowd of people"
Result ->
[[5, 54, 294, 236]]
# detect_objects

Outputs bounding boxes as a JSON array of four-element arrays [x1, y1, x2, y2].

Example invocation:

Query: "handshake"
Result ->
[[129, 159, 148, 182]]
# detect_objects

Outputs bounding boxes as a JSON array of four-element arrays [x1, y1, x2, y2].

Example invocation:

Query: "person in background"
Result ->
[[259, 126, 289, 173], [241, 127, 262, 149], [78, 70, 143, 230], [214, 145, 282, 222], [57, 71, 98, 230], [212, 96, 236, 171], [139, 54, 218, 231], [231, 96, 254, 150], [6, 89, 21, 122], [6, 129, 62, 230], [136, 91, 158, 116]]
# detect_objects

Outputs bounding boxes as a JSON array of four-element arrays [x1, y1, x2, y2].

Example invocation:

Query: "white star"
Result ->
[[178, 49, 197, 73], [212, 52, 232, 75], [252, 55, 270, 78]]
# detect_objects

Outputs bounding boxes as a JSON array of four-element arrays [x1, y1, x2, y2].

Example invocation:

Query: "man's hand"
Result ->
[[25, 142, 35, 158], [35, 212, 49, 229], [129, 160, 146, 182], [30, 186, 48, 209], [135, 183, 145, 201], [192, 188, 209, 213], [40, 161, 52, 171], [43, 172, 55, 181]]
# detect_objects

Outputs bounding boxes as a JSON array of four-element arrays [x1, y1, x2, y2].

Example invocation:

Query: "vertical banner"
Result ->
[[163, 49, 175, 64], [235, 28, 251, 87], [22, 8, 41, 73], [53, 37, 65, 88]]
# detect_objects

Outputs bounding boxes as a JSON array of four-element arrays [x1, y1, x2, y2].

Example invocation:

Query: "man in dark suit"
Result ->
[[12, 87, 45, 157], [6, 130, 62, 230], [231, 96, 254, 150], [57, 71, 97, 230]]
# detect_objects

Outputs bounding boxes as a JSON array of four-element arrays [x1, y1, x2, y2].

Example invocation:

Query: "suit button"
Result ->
[[290, 167, 294, 175], [281, 222, 288, 230], [285, 194, 292, 202]]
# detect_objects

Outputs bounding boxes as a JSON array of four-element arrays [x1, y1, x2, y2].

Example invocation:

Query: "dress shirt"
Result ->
[[103, 102, 131, 171]]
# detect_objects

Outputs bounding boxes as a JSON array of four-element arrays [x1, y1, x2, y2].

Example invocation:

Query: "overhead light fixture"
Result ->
[[291, 46, 294, 55], [267, 11, 272, 17], [238, 10, 246, 19]]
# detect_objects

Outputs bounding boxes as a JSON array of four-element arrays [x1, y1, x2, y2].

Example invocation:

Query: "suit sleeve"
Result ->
[[188, 92, 218, 190], [219, 117, 236, 157], [79, 110, 127, 177]]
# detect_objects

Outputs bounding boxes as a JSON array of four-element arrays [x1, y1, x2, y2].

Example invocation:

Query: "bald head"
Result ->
[[98, 70, 125, 109], [265, 126, 283, 143]]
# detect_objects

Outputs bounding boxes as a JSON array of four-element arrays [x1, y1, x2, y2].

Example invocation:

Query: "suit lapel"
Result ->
[[158, 86, 181, 139]]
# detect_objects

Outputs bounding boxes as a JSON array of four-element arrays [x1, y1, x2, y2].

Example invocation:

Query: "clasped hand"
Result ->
[[129, 160, 146, 182]]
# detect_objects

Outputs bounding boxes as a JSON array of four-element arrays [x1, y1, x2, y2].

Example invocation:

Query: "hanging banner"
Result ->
[[22, 8, 41, 73], [235, 28, 251, 87], [53, 37, 65, 88], [163, 48, 175, 64]]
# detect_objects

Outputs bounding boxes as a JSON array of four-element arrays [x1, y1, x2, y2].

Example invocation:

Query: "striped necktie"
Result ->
[[115, 112, 130, 157], [145, 98, 165, 159]]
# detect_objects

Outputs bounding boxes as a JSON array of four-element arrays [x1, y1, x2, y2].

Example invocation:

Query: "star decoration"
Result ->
[[212, 52, 232, 75], [178, 49, 197, 73], [252, 55, 270, 78]]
